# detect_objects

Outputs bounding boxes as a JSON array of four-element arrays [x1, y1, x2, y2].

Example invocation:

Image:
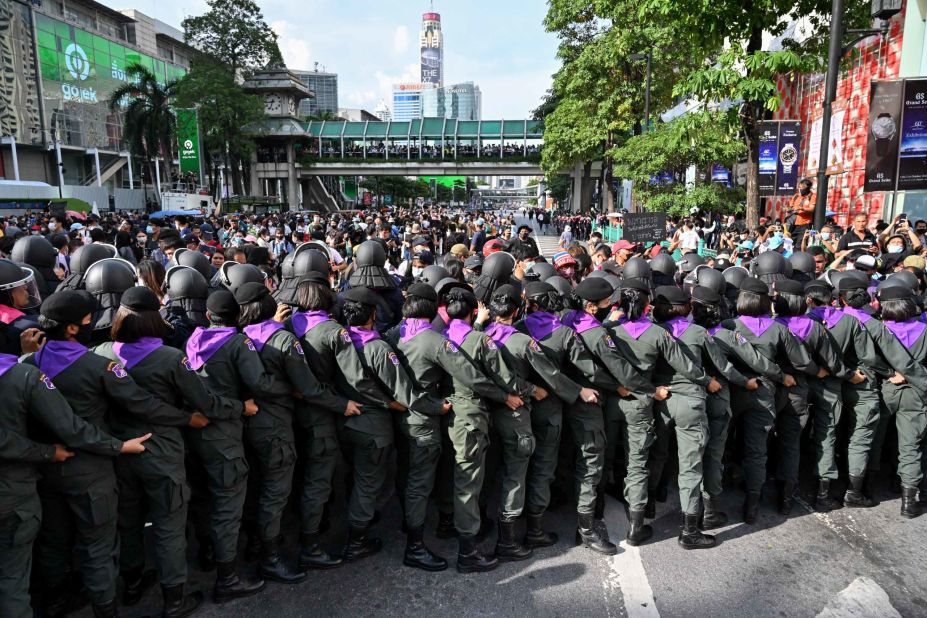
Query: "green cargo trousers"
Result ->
[[299, 421, 340, 536], [620, 396, 655, 511], [446, 415, 489, 536], [339, 425, 392, 528], [648, 393, 709, 514], [842, 386, 880, 478], [775, 381, 810, 485], [0, 491, 41, 618], [808, 376, 843, 480], [731, 379, 777, 494], [395, 415, 443, 529], [491, 407, 535, 520], [246, 426, 298, 541], [525, 398, 563, 516], [884, 386, 927, 489]]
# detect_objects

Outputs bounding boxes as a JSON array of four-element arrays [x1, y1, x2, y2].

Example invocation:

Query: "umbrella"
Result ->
[[155, 210, 203, 217], [606, 212, 622, 218], [66, 210, 86, 220]]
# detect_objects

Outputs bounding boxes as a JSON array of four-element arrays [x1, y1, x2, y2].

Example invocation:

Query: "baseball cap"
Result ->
[[903, 255, 926, 270], [612, 240, 634, 252]]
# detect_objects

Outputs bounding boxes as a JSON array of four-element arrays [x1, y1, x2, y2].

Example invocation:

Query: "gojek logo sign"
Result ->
[[176, 109, 202, 176], [61, 43, 98, 103]]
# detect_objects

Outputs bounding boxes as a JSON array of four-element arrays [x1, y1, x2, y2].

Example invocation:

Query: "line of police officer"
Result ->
[[1, 234, 925, 618]]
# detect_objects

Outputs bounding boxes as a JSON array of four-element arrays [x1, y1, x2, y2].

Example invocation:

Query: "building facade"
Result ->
[[420, 11, 443, 86], [420, 81, 481, 121], [392, 82, 435, 121], [374, 100, 391, 122], [293, 69, 338, 118]]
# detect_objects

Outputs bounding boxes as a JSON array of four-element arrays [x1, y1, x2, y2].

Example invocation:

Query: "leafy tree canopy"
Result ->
[[182, 0, 283, 76]]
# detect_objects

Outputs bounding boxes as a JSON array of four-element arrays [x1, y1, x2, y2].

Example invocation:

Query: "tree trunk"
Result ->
[[744, 24, 764, 230]]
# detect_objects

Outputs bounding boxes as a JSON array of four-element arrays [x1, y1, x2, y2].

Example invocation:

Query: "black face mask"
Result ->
[[594, 306, 611, 322], [75, 323, 93, 345], [799, 187, 811, 196]]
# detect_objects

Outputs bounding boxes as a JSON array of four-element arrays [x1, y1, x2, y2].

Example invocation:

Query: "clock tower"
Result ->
[[242, 61, 313, 120]]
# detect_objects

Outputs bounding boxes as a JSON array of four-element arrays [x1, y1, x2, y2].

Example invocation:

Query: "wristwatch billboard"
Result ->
[[779, 143, 798, 172], [871, 112, 896, 156]]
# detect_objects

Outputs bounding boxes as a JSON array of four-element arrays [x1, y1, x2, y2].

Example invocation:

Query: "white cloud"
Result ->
[[392, 25, 410, 55], [271, 20, 313, 71]]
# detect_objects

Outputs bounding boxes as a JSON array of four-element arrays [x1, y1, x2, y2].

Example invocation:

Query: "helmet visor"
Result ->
[[0, 267, 41, 309]]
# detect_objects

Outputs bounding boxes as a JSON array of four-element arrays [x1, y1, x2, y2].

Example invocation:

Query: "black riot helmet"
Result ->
[[164, 265, 209, 327], [0, 258, 42, 309], [219, 262, 264, 297], [622, 257, 651, 284], [722, 265, 750, 291], [686, 265, 725, 296], [650, 252, 677, 287], [293, 247, 330, 277], [174, 248, 212, 281], [753, 250, 789, 282], [11, 235, 57, 269], [349, 240, 396, 289], [530, 262, 557, 282], [789, 251, 816, 276], [83, 258, 137, 338], [473, 251, 515, 302], [678, 253, 705, 275], [69, 244, 117, 276], [420, 265, 450, 288]]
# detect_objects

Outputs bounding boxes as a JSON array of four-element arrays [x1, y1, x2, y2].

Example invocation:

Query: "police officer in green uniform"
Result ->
[[387, 283, 522, 571], [868, 284, 927, 519], [25, 290, 186, 617], [440, 285, 518, 572], [562, 277, 656, 552], [236, 281, 326, 584], [606, 279, 710, 545], [728, 278, 816, 523], [772, 279, 863, 513], [94, 287, 239, 617], [821, 277, 894, 506], [339, 286, 444, 561], [519, 281, 610, 549], [689, 286, 773, 529], [184, 289, 271, 602], [649, 286, 724, 549], [290, 274, 373, 569], [0, 350, 148, 618], [483, 284, 600, 559]]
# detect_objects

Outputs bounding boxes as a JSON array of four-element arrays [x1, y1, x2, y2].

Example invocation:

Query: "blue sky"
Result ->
[[100, 0, 560, 118]]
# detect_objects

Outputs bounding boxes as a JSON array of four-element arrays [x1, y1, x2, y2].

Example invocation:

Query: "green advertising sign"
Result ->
[[175, 108, 201, 176]]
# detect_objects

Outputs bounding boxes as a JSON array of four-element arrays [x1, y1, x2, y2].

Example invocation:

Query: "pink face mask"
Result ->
[[559, 267, 575, 279]]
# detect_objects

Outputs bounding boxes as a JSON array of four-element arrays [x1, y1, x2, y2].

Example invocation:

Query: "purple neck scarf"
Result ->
[[738, 315, 775, 338], [185, 327, 238, 371], [36, 340, 88, 380], [843, 306, 873, 325], [563, 310, 601, 334], [665, 316, 692, 339], [346, 326, 380, 349], [707, 324, 723, 336], [400, 318, 434, 343], [621, 317, 653, 340], [778, 315, 815, 342], [485, 322, 518, 346], [0, 353, 18, 378], [113, 337, 163, 370], [524, 311, 563, 341], [444, 319, 473, 347], [884, 319, 927, 348], [243, 320, 285, 353], [291, 310, 330, 338], [811, 306, 844, 329]]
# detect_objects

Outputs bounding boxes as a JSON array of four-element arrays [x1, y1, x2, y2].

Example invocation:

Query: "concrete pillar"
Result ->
[[571, 161, 583, 212], [286, 141, 299, 211], [249, 149, 260, 196]]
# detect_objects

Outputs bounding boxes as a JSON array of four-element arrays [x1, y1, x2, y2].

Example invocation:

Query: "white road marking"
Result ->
[[816, 577, 902, 618], [604, 496, 661, 618]]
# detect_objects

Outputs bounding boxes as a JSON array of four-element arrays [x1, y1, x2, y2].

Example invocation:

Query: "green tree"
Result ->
[[174, 55, 264, 197], [182, 0, 282, 77], [109, 62, 179, 188], [611, 111, 746, 216]]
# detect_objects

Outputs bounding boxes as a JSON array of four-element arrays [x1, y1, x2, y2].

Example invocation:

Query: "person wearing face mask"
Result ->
[[508, 225, 538, 257], [787, 178, 816, 238], [552, 251, 577, 287]]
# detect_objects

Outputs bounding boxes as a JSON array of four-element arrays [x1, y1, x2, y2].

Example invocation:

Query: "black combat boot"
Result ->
[[862, 470, 877, 501], [677, 513, 716, 550], [298, 532, 343, 570], [777, 480, 796, 515], [122, 567, 157, 606], [44, 576, 88, 618], [91, 600, 117, 618], [844, 475, 874, 508], [524, 512, 558, 548], [577, 513, 618, 554], [815, 478, 841, 512], [244, 532, 261, 562], [495, 518, 533, 560], [213, 559, 265, 603], [161, 583, 203, 618], [196, 539, 215, 572], [403, 525, 447, 571], [341, 525, 382, 563], [901, 487, 922, 519], [456, 534, 499, 573], [258, 537, 306, 584], [701, 496, 728, 530], [743, 491, 761, 525], [644, 495, 656, 519], [625, 509, 652, 547], [435, 511, 458, 539]]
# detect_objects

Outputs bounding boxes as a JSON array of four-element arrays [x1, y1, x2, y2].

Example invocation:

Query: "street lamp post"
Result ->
[[812, 0, 902, 230], [630, 51, 653, 132]]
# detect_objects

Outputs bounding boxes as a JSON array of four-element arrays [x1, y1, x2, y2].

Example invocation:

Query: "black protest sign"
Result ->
[[622, 212, 666, 243]]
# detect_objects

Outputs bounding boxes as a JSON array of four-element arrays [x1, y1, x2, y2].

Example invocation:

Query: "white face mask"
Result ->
[[888, 245, 904, 253], [821, 232, 831, 240], [48, 222, 58, 232], [412, 267, 424, 278]]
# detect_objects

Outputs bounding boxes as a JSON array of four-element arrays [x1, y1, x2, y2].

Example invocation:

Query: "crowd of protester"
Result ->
[[1, 202, 926, 618]]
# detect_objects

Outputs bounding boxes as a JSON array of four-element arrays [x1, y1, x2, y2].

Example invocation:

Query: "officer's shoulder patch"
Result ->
[[529, 339, 542, 353], [445, 340, 459, 353], [339, 328, 351, 344], [735, 332, 748, 345], [483, 335, 497, 350], [181, 356, 194, 372], [387, 351, 400, 366], [293, 341, 305, 356], [603, 334, 616, 348], [107, 361, 128, 378], [244, 338, 256, 352], [39, 373, 56, 390]]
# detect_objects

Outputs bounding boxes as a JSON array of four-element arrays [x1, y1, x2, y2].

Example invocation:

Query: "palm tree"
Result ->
[[109, 62, 180, 192]]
